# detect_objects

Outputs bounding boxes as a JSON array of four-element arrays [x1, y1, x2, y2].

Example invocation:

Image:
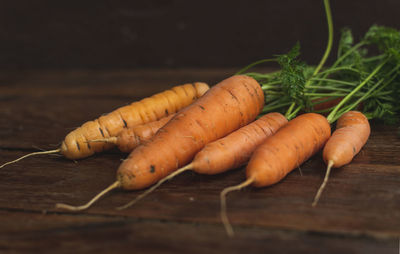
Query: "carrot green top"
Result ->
[[237, 0, 400, 125]]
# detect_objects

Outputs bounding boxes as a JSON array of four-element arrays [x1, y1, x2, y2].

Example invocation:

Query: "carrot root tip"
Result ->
[[220, 178, 254, 238], [56, 181, 120, 212], [312, 160, 334, 207], [0, 148, 61, 169]]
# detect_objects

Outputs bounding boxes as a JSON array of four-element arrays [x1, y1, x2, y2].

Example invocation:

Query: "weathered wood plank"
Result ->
[[0, 70, 399, 253], [0, 210, 397, 254], [0, 125, 399, 238]]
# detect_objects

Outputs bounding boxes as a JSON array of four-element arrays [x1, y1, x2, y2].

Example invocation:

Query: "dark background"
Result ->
[[1, 0, 400, 70], [1, 2, 400, 253]]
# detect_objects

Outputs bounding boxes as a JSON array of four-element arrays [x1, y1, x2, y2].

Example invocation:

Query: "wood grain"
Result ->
[[0, 70, 399, 253]]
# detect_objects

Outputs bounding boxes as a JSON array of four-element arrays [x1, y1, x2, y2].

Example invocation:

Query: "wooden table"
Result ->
[[0, 69, 399, 253]]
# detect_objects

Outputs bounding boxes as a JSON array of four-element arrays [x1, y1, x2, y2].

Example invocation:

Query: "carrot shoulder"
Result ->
[[117, 75, 265, 190]]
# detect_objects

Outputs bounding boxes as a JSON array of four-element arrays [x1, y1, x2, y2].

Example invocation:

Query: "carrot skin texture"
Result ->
[[117, 75, 265, 190], [193, 112, 288, 175], [117, 114, 175, 153], [246, 113, 331, 187], [323, 111, 370, 168], [60, 82, 209, 159]]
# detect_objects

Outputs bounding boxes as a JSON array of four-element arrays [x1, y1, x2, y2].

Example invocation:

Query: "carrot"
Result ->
[[312, 97, 342, 113], [218, 0, 399, 236], [220, 113, 331, 236], [312, 111, 370, 206], [89, 114, 175, 153], [56, 75, 265, 211], [0, 82, 209, 168], [116, 112, 288, 210]]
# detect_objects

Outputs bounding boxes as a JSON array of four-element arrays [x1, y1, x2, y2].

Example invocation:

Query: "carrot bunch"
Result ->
[[1, 0, 398, 240], [56, 75, 267, 211], [218, 0, 400, 235], [52, 0, 399, 216]]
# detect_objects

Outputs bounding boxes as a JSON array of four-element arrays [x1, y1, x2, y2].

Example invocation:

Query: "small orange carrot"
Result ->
[[312, 111, 370, 206], [117, 112, 288, 210], [220, 113, 331, 236], [89, 114, 175, 153], [0, 82, 209, 168], [56, 75, 265, 211]]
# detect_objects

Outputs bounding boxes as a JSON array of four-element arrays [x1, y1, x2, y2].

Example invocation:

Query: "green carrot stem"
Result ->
[[316, 66, 363, 76], [329, 42, 365, 71], [285, 103, 296, 118], [306, 85, 351, 92], [261, 81, 281, 90], [369, 65, 400, 95], [262, 101, 293, 112], [334, 79, 386, 121], [310, 0, 334, 78], [287, 106, 302, 120], [333, 65, 400, 121], [305, 92, 347, 97], [309, 78, 357, 86], [363, 54, 386, 63], [242, 73, 274, 80], [236, 58, 277, 75], [326, 58, 388, 123], [285, 0, 333, 118]]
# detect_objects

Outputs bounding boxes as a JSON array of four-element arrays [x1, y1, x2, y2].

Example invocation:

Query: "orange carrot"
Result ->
[[193, 112, 288, 175], [0, 82, 209, 168], [312, 111, 370, 206], [117, 112, 288, 210], [56, 75, 265, 211], [89, 114, 175, 153], [117, 75, 264, 190], [220, 113, 331, 236]]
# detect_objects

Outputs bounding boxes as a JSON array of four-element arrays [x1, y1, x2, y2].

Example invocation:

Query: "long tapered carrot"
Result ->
[[221, 113, 331, 236], [117, 112, 288, 210], [56, 75, 265, 211], [312, 111, 370, 206], [89, 114, 175, 153], [0, 82, 209, 168]]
